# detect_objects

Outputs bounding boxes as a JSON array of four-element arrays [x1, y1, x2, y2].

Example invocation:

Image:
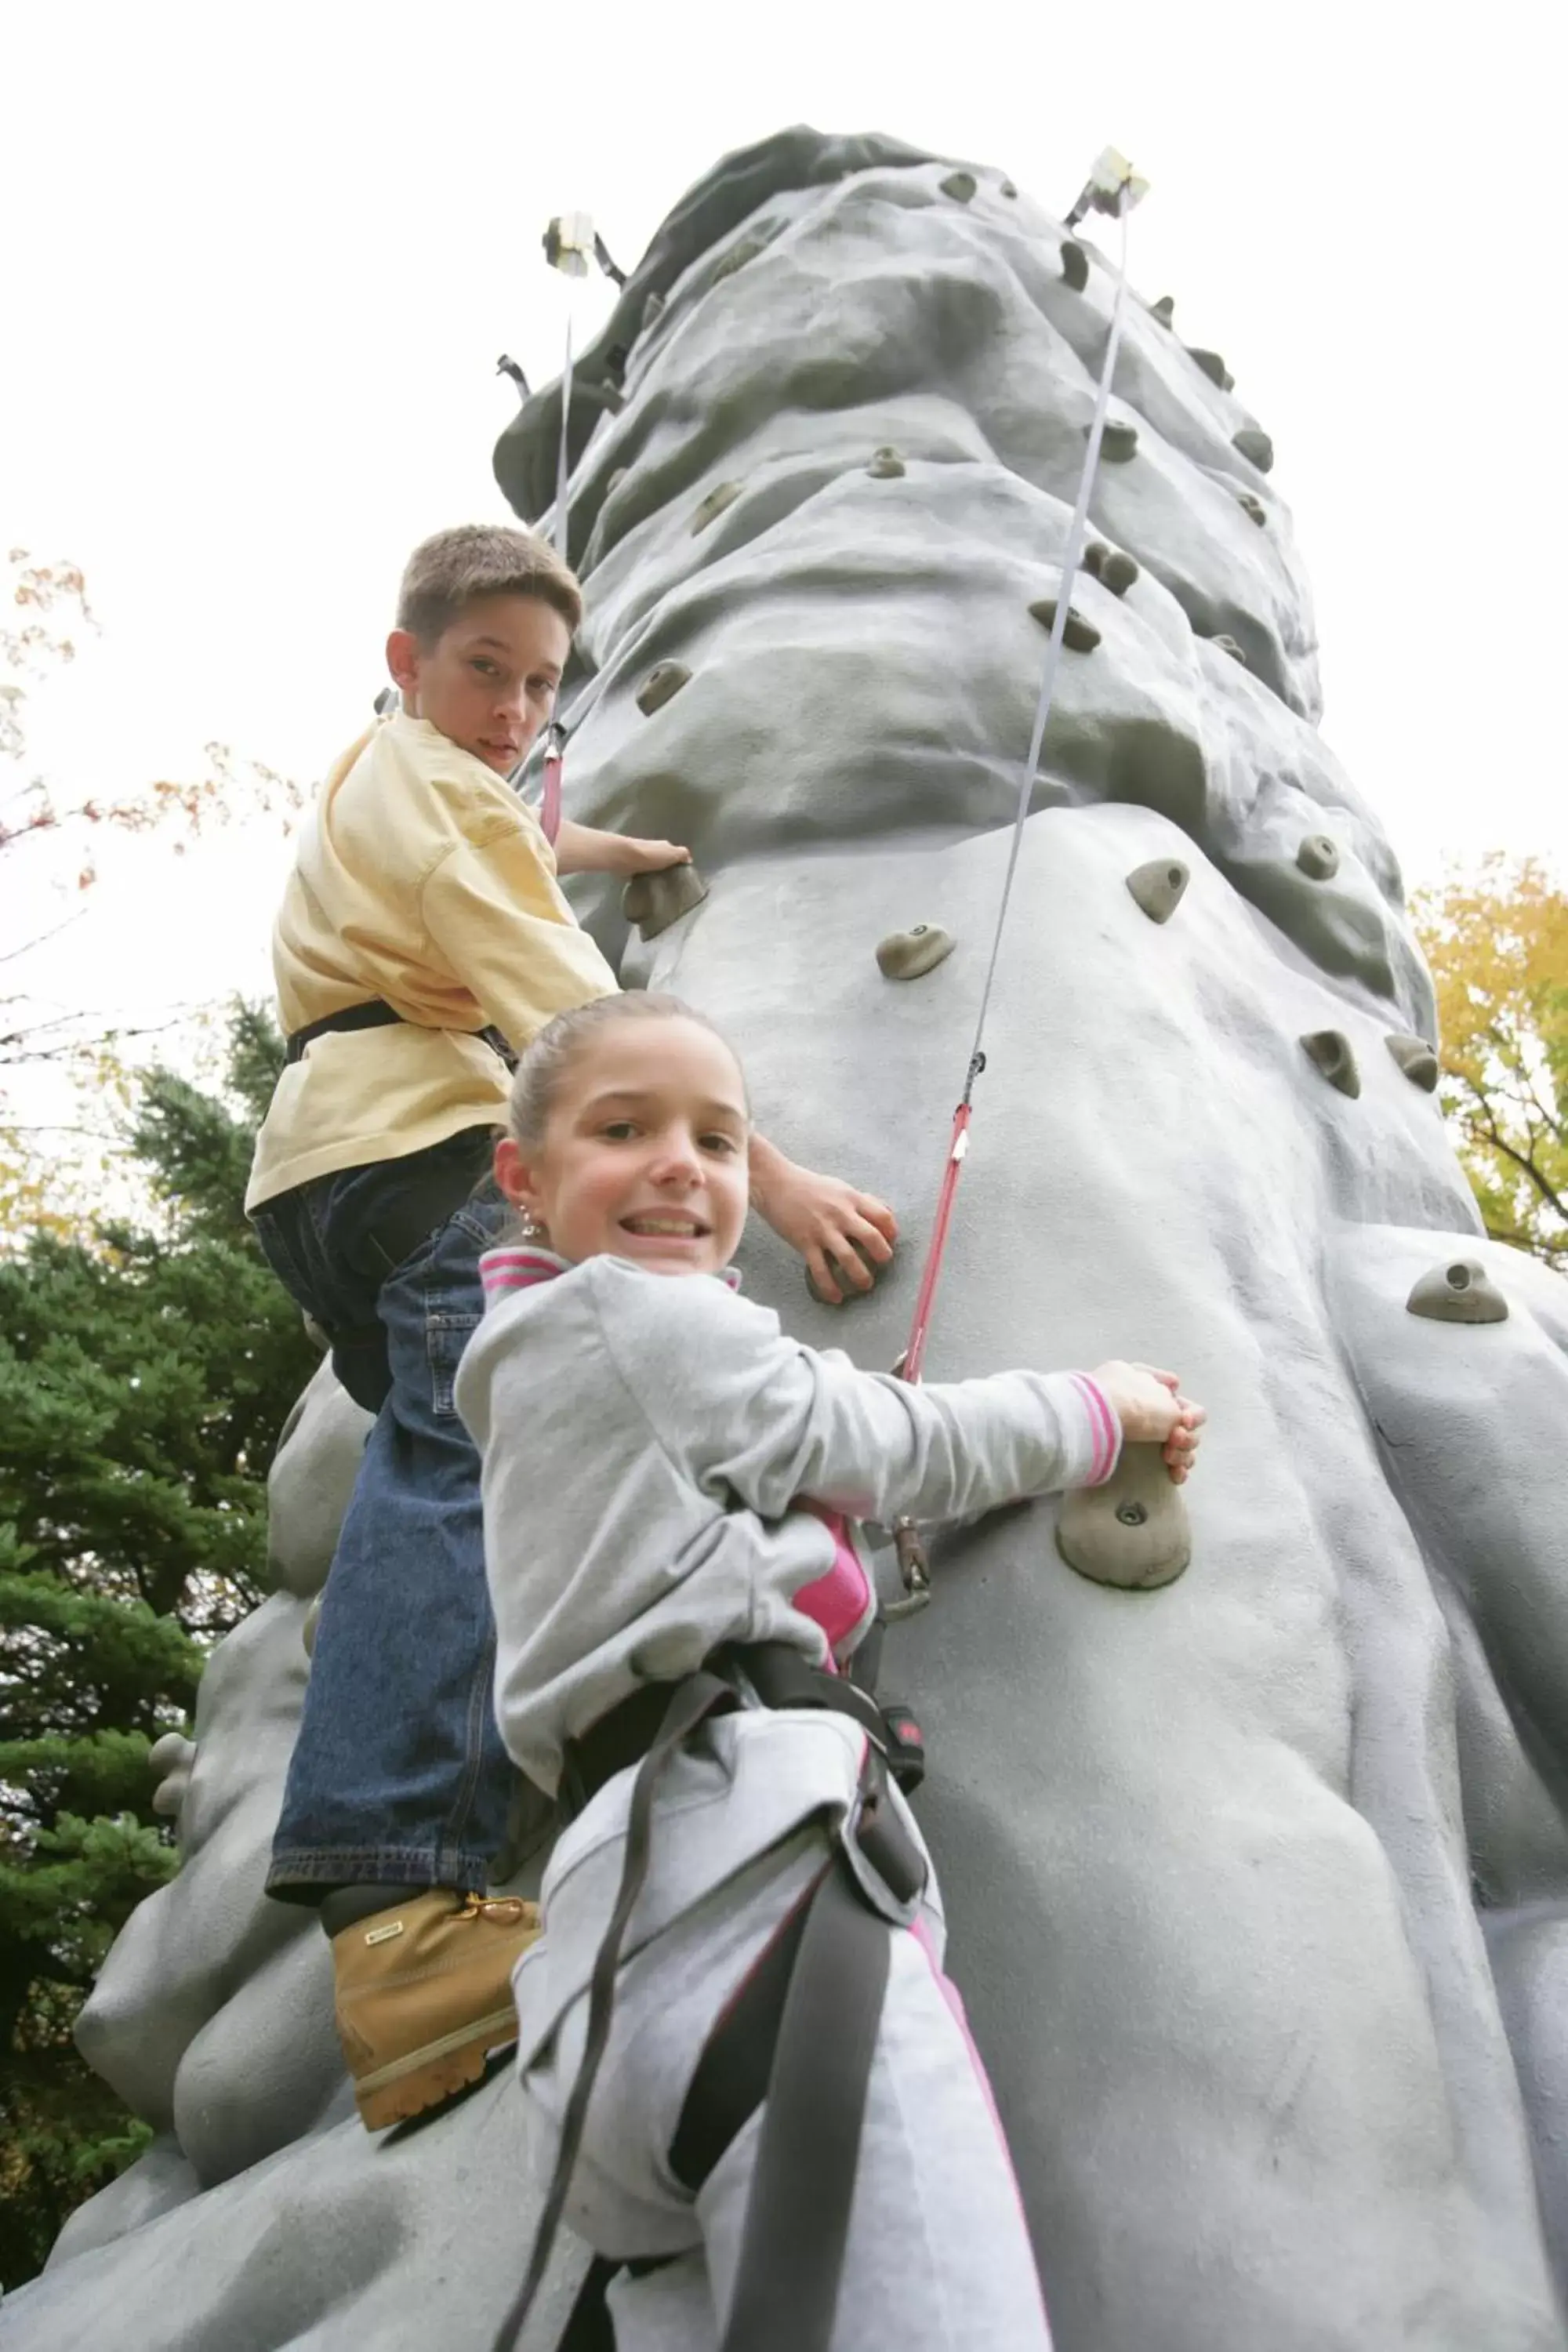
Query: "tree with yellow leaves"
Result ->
[[1414, 855, 1567, 1272]]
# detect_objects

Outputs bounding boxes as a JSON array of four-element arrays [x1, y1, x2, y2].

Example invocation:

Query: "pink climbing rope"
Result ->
[[540, 725, 564, 847], [898, 1102, 971, 1386]]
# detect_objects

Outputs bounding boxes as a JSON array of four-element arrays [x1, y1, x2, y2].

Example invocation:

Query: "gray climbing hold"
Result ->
[[148, 1730, 197, 1820], [1237, 491, 1267, 527], [1000, 179, 1018, 198], [941, 171, 978, 203], [1057, 1444, 1192, 1590], [1385, 1033, 1439, 1092], [302, 1595, 321, 1659], [1232, 426, 1275, 474], [622, 861, 710, 940], [691, 481, 742, 534], [1300, 1029, 1360, 1098], [1061, 240, 1089, 291], [1083, 542, 1138, 596], [1126, 858, 1190, 924], [1098, 421, 1138, 463], [1188, 347, 1235, 392], [636, 662, 691, 717], [1211, 634, 1248, 666], [1029, 599, 1101, 653], [1296, 834, 1341, 881], [805, 1237, 885, 1307], [641, 289, 666, 330], [876, 924, 955, 981], [712, 236, 766, 285], [1150, 294, 1175, 327], [868, 446, 906, 479], [1406, 1258, 1509, 1325]]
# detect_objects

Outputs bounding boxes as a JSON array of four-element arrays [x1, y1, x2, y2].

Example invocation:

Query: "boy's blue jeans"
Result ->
[[250, 1128, 514, 1900]]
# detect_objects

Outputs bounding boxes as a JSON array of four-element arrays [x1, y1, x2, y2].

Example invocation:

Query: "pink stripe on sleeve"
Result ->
[[1069, 1374, 1119, 1485]]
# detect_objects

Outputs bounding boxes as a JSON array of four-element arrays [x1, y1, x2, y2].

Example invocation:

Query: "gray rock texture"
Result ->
[[11, 125, 1567, 2352]]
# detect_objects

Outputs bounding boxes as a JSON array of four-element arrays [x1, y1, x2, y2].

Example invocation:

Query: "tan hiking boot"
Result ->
[[331, 1888, 541, 2131]]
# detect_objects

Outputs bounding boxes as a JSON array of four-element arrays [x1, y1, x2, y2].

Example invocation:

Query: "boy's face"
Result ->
[[387, 593, 570, 776]]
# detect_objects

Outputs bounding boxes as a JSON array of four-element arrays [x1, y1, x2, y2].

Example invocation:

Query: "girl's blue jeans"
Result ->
[[250, 1128, 514, 1901]]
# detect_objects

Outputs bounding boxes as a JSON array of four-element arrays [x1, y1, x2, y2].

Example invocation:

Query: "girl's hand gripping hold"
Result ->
[[1090, 1361, 1206, 1483]]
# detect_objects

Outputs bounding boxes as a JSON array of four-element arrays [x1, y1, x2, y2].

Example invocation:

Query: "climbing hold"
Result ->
[[1296, 833, 1340, 880], [712, 236, 765, 285], [805, 1238, 885, 1307], [1187, 347, 1235, 392], [876, 924, 955, 982], [641, 289, 666, 330], [1083, 542, 1138, 596], [635, 662, 691, 717], [1126, 858, 1189, 924], [622, 861, 710, 940], [941, 171, 978, 203], [690, 481, 742, 534], [1000, 179, 1018, 198], [148, 1730, 197, 1820], [1385, 1033, 1439, 1092], [1057, 1445, 1192, 1590], [1211, 634, 1248, 666], [868, 446, 906, 478], [607, 467, 629, 494], [1098, 421, 1139, 463], [1232, 426, 1275, 474], [1029, 599, 1101, 653], [1149, 294, 1175, 327], [1300, 1029, 1360, 1098], [302, 1595, 322, 1658], [1237, 491, 1267, 526], [1060, 239, 1090, 291], [1406, 1258, 1508, 1325]]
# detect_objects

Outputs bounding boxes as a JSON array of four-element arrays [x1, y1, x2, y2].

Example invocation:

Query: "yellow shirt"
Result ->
[[246, 712, 618, 1210]]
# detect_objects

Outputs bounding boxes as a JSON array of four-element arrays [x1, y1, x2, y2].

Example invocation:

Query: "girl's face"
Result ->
[[495, 1017, 750, 1277]]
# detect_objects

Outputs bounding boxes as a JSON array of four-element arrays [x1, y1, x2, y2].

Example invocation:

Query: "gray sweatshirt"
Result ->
[[454, 1248, 1120, 1800]]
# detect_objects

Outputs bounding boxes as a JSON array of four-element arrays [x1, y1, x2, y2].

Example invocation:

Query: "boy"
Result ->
[[245, 524, 897, 2131]]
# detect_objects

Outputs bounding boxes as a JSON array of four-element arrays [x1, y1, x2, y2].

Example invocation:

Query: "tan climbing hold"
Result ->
[[1296, 834, 1340, 880], [1083, 542, 1138, 596], [1237, 491, 1267, 526], [622, 861, 710, 940], [691, 481, 742, 535], [941, 171, 978, 202], [868, 447, 906, 478], [1061, 240, 1089, 291], [1406, 1258, 1508, 1324], [1188, 347, 1234, 392], [302, 1595, 322, 1658], [1126, 858, 1189, 924], [148, 1730, 197, 1819], [1029, 598, 1101, 653], [876, 924, 955, 981], [1300, 1029, 1360, 1098], [1150, 294, 1175, 327], [1232, 426, 1275, 474], [712, 236, 765, 285], [1385, 1033, 1439, 1092], [607, 467, 630, 495], [1211, 634, 1248, 666], [1057, 1445, 1192, 1591], [1098, 422, 1139, 463], [636, 662, 691, 717], [1000, 179, 1018, 198]]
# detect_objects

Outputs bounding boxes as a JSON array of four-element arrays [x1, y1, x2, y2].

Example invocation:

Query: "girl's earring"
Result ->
[[517, 1210, 547, 1243]]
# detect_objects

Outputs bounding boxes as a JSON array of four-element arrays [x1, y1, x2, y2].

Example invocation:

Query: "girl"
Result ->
[[455, 992, 1203, 2352]]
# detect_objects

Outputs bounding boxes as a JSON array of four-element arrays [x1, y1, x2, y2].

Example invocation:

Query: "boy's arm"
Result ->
[[748, 1131, 897, 1305], [419, 825, 619, 1044], [554, 818, 693, 877]]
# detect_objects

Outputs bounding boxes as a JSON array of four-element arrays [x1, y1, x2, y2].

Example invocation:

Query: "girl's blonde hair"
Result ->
[[505, 992, 747, 1152]]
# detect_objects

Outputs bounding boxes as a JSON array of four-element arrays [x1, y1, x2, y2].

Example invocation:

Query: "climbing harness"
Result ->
[[884, 158, 1144, 1619]]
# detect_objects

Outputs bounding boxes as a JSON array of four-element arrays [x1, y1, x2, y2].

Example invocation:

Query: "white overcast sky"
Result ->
[[3, 0, 1563, 1071]]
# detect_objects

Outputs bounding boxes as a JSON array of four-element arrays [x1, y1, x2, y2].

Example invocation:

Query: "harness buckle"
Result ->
[[839, 1748, 925, 1927], [881, 1515, 933, 1621]]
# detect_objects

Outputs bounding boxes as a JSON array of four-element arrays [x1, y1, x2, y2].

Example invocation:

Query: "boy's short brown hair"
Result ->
[[396, 524, 583, 645]]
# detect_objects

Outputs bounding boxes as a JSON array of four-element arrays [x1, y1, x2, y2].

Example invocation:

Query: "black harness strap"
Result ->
[[492, 1670, 739, 2352], [285, 999, 517, 1070]]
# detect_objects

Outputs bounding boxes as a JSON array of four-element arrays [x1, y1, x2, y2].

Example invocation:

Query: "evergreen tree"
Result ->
[[0, 1005, 311, 2285]]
